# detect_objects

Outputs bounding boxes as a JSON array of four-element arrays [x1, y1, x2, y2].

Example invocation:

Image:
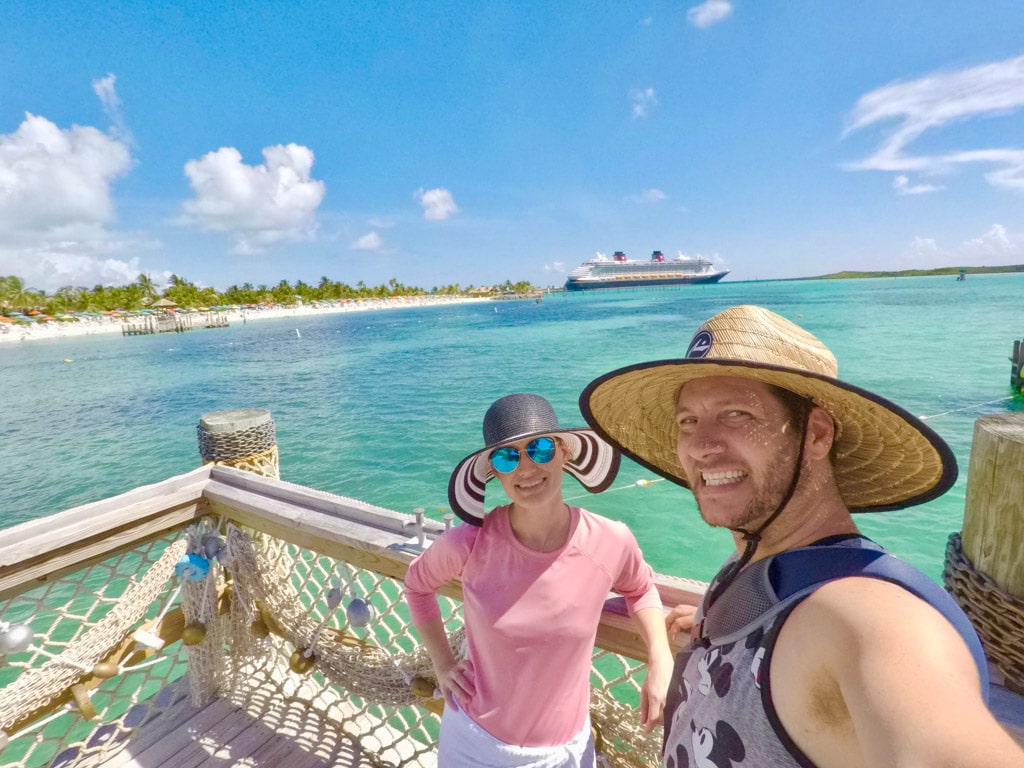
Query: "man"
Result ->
[[580, 305, 1023, 767]]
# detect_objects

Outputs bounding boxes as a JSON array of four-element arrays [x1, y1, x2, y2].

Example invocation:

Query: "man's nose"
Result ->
[[683, 423, 726, 460]]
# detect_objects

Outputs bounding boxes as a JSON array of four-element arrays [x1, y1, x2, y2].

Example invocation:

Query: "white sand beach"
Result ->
[[0, 296, 492, 345]]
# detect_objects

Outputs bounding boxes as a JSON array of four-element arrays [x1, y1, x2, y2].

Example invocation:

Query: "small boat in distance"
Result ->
[[564, 250, 729, 291]]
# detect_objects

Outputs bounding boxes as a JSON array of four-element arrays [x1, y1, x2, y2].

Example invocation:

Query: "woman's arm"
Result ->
[[414, 616, 475, 707], [404, 524, 479, 707], [632, 605, 674, 731]]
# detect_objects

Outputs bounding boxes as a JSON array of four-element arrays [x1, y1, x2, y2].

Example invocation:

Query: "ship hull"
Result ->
[[564, 271, 729, 291]]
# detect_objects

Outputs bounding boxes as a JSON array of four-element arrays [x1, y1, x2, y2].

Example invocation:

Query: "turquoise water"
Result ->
[[2, 275, 1022, 583]]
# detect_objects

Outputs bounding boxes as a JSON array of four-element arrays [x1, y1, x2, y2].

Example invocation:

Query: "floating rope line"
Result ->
[[564, 477, 665, 503], [919, 395, 1016, 422]]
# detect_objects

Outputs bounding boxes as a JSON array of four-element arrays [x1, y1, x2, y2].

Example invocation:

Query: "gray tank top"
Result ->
[[661, 536, 988, 768]]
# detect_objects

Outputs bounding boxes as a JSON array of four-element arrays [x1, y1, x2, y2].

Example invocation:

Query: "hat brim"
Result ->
[[448, 429, 621, 525], [580, 359, 957, 512]]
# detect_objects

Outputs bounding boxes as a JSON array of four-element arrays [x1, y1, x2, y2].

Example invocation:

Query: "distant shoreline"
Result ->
[[0, 296, 492, 346], [793, 264, 1024, 280]]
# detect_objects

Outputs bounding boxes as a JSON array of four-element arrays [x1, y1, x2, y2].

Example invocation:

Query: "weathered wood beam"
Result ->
[[0, 468, 212, 602]]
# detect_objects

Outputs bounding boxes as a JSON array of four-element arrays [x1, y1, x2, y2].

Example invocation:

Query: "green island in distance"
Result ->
[[796, 264, 1024, 280]]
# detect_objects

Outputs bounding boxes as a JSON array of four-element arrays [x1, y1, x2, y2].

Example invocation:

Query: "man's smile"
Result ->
[[701, 470, 747, 487]]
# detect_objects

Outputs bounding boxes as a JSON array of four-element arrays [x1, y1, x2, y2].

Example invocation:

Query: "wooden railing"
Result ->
[[0, 465, 705, 767]]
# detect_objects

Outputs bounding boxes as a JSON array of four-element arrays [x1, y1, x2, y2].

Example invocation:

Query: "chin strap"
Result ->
[[699, 409, 812, 631]]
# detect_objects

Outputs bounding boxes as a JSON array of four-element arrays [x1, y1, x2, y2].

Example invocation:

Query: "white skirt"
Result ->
[[436, 702, 595, 768]]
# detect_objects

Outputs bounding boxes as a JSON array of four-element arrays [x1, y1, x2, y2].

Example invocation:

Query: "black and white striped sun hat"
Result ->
[[448, 393, 621, 526]]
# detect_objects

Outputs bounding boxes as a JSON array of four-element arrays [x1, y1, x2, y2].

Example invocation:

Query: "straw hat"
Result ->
[[579, 305, 957, 512], [448, 393, 621, 525]]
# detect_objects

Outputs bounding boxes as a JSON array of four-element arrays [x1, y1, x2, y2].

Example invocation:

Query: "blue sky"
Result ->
[[2, 1, 1024, 293]]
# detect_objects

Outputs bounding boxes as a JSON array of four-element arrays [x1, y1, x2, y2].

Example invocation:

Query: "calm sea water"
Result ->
[[2, 275, 1022, 583]]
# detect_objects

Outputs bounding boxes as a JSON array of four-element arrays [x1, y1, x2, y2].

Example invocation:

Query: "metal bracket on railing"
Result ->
[[388, 507, 435, 555]]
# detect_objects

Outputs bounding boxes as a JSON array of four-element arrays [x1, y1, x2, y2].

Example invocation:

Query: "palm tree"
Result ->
[[136, 273, 159, 305], [0, 276, 37, 312]]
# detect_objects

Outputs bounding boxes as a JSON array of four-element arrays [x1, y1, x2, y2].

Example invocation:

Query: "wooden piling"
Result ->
[[197, 408, 280, 479], [944, 413, 1024, 691], [962, 415, 1024, 595], [1013, 340, 1023, 393]]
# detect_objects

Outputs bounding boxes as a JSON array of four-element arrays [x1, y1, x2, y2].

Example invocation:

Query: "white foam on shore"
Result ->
[[0, 296, 492, 346]]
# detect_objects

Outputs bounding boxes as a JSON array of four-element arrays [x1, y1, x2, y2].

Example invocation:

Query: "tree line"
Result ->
[[0, 274, 539, 314]]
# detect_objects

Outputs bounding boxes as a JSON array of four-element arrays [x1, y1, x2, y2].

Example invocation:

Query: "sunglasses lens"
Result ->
[[527, 436, 556, 465], [490, 447, 519, 473], [490, 437, 557, 473]]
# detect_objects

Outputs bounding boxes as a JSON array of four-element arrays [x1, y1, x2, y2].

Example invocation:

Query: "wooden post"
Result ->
[[1012, 340, 1023, 393], [197, 408, 280, 479], [961, 414, 1024, 597]]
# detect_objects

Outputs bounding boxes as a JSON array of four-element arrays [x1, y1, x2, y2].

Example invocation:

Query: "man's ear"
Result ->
[[804, 406, 836, 460]]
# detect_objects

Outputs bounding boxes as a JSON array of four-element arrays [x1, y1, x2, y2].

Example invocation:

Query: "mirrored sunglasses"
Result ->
[[489, 436, 557, 474]]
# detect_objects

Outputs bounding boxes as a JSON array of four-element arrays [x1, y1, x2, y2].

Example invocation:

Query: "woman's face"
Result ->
[[491, 436, 568, 512]]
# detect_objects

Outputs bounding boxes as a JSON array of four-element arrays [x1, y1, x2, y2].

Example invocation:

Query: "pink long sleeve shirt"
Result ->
[[404, 505, 662, 747]]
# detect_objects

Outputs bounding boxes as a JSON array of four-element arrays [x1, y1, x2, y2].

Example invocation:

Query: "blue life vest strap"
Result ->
[[701, 536, 990, 700]]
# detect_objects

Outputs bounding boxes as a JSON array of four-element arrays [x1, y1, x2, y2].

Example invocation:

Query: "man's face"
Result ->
[[675, 376, 803, 531]]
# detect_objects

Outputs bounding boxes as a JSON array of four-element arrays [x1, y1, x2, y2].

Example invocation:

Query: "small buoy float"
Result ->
[[175, 553, 210, 581], [63, 359, 72, 363], [182, 623, 207, 646], [91, 661, 119, 679], [326, 586, 343, 610], [346, 598, 373, 628], [203, 536, 225, 560], [410, 675, 438, 698], [251, 618, 270, 638], [289, 647, 316, 674], [0, 623, 35, 654]]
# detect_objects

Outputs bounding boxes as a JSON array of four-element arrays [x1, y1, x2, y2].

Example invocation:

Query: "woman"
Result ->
[[405, 393, 672, 767]]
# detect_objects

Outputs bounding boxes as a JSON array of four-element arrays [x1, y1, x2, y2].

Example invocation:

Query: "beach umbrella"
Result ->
[[0, 316, 13, 323]]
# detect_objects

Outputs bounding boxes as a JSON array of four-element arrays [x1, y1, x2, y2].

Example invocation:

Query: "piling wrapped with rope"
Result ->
[[942, 413, 1024, 693], [944, 533, 1024, 691], [197, 408, 279, 479]]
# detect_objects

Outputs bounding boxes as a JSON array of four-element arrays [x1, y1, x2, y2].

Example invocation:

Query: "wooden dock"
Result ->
[[122, 313, 229, 336]]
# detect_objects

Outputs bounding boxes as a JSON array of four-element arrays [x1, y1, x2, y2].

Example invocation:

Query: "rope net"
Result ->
[[0, 518, 665, 767]]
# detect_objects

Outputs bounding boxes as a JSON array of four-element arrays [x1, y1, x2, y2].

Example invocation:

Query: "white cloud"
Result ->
[[688, 1, 733, 29], [0, 111, 148, 291], [901, 224, 1024, 267], [0, 113, 132, 232], [416, 187, 459, 220], [368, 216, 395, 229], [92, 73, 133, 145], [181, 144, 326, 253], [351, 231, 383, 251], [893, 175, 944, 195], [630, 87, 658, 119], [962, 223, 1023, 261], [633, 188, 667, 203], [543, 261, 566, 273], [843, 54, 1024, 191], [901, 236, 944, 266]]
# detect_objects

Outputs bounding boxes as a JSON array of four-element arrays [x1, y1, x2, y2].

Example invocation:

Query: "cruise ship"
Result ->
[[563, 250, 729, 291]]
